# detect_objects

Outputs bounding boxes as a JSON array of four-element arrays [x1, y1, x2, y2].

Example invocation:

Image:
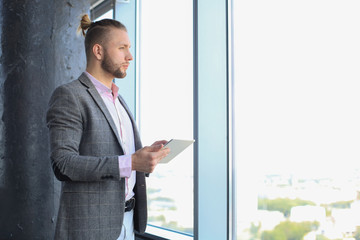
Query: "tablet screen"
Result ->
[[160, 139, 195, 163]]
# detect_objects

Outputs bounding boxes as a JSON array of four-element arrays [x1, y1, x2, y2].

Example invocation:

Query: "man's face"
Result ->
[[101, 28, 133, 79]]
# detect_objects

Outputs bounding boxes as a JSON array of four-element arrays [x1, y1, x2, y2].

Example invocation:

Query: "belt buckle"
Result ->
[[125, 197, 135, 212]]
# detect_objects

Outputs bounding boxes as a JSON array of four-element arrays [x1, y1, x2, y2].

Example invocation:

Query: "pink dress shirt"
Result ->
[[85, 72, 136, 201]]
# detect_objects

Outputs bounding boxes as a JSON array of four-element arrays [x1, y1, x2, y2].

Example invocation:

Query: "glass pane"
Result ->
[[95, 9, 113, 21], [139, 0, 193, 236], [233, 1, 360, 240]]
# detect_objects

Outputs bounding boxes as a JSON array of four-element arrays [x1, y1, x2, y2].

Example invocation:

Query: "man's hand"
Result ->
[[131, 140, 170, 173]]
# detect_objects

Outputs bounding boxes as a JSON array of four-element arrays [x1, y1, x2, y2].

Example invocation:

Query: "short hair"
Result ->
[[78, 14, 127, 60]]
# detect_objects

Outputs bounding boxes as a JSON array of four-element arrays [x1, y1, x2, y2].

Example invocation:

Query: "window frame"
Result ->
[[108, 0, 234, 239], [90, 0, 115, 20], [194, 0, 230, 239]]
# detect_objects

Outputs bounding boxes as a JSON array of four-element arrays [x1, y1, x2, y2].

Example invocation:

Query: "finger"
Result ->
[[151, 140, 168, 146], [158, 140, 168, 145], [148, 144, 164, 152], [153, 148, 170, 161], [162, 147, 170, 155]]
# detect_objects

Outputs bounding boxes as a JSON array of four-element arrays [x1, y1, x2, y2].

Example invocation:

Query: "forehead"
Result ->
[[107, 28, 131, 46]]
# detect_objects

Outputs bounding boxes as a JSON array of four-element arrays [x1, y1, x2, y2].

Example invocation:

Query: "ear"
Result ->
[[92, 44, 103, 61]]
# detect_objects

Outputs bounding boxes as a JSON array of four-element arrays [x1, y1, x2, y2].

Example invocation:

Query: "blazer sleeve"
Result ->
[[46, 85, 120, 182]]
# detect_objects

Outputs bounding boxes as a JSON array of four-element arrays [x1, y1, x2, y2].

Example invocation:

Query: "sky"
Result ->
[[233, 0, 360, 179], [137, 0, 360, 179]]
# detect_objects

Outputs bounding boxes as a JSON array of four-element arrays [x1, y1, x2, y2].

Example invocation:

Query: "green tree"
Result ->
[[262, 229, 286, 240], [354, 226, 360, 240], [321, 200, 353, 209], [148, 215, 165, 222], [321, 199, 353, 218], [261, 221, 318, 240], [258, 197, 316, 217], [249, 222, 261, 240], [316, 235, 331, 240]]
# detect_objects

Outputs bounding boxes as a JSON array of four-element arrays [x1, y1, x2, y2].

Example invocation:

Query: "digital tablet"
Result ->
[[160, 139, 195, 163]]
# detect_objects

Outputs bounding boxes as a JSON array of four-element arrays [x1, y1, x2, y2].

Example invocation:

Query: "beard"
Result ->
[[101, 50, 127, 79]]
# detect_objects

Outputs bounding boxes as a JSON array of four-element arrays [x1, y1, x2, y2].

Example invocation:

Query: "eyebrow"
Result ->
[[118, 42, 131, 48]]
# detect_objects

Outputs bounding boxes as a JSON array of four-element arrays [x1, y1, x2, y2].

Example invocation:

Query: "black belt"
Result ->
[[125, 197, 135, 212]]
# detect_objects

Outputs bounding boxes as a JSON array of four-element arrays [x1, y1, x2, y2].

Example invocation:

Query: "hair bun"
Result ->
[[78, 14, 92, 36]]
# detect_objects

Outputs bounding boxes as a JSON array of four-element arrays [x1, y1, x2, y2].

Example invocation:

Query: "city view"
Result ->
[[146, 151, 194, 235], [146, 168, 360, 240], [238, 170, 360, 240]]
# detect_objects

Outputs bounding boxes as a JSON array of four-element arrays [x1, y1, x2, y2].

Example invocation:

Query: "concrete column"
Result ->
[[0, 0, 88, 239]]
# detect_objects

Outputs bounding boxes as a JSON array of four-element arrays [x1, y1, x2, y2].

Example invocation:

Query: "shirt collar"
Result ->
[[85, 71, 119, 102]]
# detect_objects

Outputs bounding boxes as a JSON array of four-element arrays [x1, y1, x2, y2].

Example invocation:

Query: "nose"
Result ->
[[126, 49, 133, 61]]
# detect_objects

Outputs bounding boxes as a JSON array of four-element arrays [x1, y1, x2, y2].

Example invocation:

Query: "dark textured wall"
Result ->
[[53, 0, 89, 86], [0, 0, 89, 239]]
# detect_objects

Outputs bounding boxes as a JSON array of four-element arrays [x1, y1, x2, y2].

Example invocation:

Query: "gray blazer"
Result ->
[[47, 73, 147, 240]]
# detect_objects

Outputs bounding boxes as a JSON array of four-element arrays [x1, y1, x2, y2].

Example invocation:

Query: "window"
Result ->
[[94, 9, 113, 21], [233, 1, 360, 239], [138, 0, 194, 238], [90, 0, 114, 20]]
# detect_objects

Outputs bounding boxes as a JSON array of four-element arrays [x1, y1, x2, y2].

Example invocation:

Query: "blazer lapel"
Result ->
[[78, 74, 123, 151]]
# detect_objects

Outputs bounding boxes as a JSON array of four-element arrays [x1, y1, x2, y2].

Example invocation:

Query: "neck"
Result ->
[[86, 66, 114, 89]]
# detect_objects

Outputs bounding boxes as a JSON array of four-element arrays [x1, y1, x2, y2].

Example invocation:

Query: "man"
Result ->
[[46, 14, 169, 240]]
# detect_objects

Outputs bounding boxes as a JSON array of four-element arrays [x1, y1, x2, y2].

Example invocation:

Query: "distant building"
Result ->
[[256, 210, 285, 231], [332, 208, 357, 234], [290, 205, 326, 224]]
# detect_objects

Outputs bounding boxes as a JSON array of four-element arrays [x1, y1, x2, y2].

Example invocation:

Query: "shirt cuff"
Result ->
[[118, 154, 132, 178]]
